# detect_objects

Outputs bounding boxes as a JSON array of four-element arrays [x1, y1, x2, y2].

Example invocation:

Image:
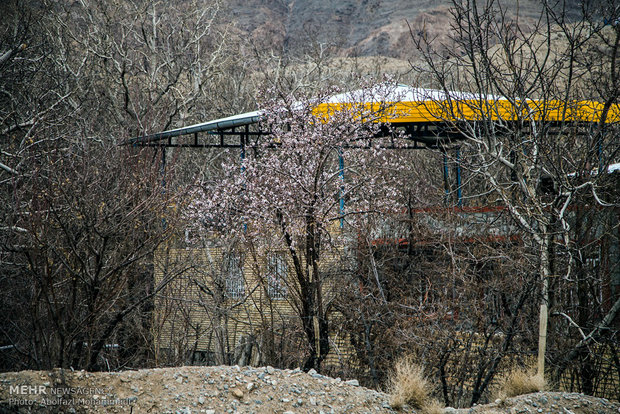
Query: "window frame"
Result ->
[[266, 252, 288, 299], [223, 252, 245, 299]]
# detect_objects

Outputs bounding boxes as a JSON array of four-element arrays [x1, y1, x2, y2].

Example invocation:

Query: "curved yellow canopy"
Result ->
[[313, 85, 620, 124]]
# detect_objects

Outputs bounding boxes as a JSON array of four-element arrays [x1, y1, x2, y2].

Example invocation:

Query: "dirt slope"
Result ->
[[1, 366, 618, 414]]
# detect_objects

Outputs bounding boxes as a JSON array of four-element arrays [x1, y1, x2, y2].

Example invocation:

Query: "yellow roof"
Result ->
[[313, 85, 620, 124]]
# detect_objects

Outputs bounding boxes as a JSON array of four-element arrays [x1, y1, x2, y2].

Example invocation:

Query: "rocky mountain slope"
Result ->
[[225, 0, 583, 58]]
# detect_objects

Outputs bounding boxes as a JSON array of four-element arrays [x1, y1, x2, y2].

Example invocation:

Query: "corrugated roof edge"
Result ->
[[123, 110, 263, 145]]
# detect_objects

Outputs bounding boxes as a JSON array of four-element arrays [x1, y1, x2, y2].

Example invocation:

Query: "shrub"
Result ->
[[495, 366, 545, 399], [388, 356, 432, 409]]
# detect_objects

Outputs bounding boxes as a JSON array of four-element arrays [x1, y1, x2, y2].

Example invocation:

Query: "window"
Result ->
[[224, 253, 244, 299], [267, 253, 288, 299]]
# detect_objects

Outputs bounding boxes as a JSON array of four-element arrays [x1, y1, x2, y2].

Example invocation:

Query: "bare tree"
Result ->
[[334, 204, 542, 406], [410, 0, 619, 396], [0, 0, 234, 371]]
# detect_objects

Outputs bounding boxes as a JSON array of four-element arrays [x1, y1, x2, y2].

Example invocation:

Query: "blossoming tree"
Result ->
[[188, 81, 408, 371]]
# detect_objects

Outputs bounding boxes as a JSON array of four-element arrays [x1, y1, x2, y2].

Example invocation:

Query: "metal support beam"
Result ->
[[443, 151, 450, 205], [161, 146, 166, 191], [339, 149, 345, 228], [160, 146, 167, 229], [456, 147, 462, 207]]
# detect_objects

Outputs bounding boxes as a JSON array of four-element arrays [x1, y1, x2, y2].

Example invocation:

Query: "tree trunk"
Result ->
[[537, 228, 551, 378]]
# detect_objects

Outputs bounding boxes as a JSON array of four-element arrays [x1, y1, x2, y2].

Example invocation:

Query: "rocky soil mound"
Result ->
[[0, 365, 618, 414]]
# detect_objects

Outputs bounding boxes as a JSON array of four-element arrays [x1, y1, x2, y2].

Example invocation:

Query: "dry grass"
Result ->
[[495, 366, 546, 399], [388, 357, 433, 410], [421, 398, 445, 414]]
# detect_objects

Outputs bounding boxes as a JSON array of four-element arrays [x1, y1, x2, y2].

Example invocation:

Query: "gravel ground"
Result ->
[[450, 391, 620, 414], [0, 365, 618, 414], [0, 365, 410, 414]]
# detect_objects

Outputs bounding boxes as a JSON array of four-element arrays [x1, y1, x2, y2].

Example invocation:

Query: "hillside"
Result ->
[[225, 0, 584, 58], [1, 366, 619, 413]]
